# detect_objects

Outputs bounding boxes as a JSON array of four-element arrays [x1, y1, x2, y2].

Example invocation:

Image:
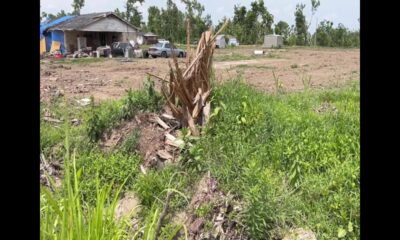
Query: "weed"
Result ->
[[291, 64, 299, 68], [195, 203, 213, 218], [273, 71, 285, 95], [75, 151, 141, 205], [119, 129, 140, 153], [86, 78, 163, 142], [301, 74, 312, 91]]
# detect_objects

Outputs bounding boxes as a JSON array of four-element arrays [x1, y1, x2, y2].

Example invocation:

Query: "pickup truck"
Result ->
[[148, 42, 186, 58]]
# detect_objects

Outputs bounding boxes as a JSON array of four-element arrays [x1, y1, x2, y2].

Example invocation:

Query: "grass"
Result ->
[[41, 72, 359, 239], [51, 57, 109, 65], [183, 78, 360, 239], [214, 52, 282, 62], [235, 64, 275, 70]]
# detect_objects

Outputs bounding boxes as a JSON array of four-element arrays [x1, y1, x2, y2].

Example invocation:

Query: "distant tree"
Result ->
[[160, 0, 186, 43], [215, 16, 234, 35], [181, 0, 210, 41], [308, 0, 320, 45], [274, 21, 289, 43], [315, 20, 333, 46], [114, 8, 126, 20], [295, 3, 307, 45], [227, 1, 273, 44], [114, 0, 144, 27], [72, 0, 85, 15], [147, 6, 162, 34]]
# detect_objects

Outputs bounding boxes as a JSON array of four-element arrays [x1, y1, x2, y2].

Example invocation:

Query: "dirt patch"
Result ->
[[115, 191, 140, 220], [40, 48, 359, 103], [180, 173, 246, 240], [99, 111, 181, 169]]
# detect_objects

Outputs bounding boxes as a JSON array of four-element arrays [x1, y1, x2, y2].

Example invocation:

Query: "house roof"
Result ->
[[40, 15, 75, 38], [47, 12, 140, 31]]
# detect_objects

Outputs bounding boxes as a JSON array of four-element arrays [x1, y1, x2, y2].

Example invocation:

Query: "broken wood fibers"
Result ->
[[160, 21, 228, 136]]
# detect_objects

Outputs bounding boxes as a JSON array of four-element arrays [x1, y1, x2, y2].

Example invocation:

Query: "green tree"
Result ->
[[274, 21, 289, 43], [181, 0, 210, 41], [315, 20, 333, 46], [72, 0, 85, 15], [147, 6, 162, 34], [160, 0, 186, 43], [229, 1, 273, 44], [115, 0, 144, 27], [295, 3, 307, 45]]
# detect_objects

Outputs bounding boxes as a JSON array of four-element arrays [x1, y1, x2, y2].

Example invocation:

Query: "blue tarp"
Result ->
[[51, 30, 66, 53], [40, 15, 75, 39]]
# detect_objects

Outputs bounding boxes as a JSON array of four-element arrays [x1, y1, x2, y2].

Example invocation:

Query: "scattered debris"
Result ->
[[71, 118, 81, 126], [165, 133, 185, 148], [43, 116, 63, 123], [151, 116, 170, 129], [140, 164, 147, 175], [77, 98, 91, 106], [156, 150, 173, 160], [282, 228, 317, 240], [314, 102, 338, 114], [115, 191, 140, 220], [40, 154, 63, 190], [183, 173, 246, 240]]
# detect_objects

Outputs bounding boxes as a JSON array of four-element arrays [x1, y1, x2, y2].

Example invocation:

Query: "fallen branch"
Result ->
[[155, 191, 173, 240]]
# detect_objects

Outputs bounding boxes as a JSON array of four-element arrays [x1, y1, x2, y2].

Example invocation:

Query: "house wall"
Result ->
[[121, 32, 138, 42], [64, 31, 123, 53]]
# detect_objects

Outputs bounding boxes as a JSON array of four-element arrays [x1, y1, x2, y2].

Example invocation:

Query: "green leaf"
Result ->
[[338, 228, 347, 238]]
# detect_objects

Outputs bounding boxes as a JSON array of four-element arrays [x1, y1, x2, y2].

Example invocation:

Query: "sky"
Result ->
[[40, 0, 360, 32]]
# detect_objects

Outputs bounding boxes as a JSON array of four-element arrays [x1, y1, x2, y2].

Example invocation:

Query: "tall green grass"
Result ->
[[40, 124, 130, 239]]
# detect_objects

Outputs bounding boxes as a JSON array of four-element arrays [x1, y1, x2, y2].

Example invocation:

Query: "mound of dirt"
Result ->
[[99, 111, 181, 169]]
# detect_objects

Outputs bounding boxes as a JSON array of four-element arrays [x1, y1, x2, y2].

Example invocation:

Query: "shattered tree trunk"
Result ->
[[161, 22, 228, 136]]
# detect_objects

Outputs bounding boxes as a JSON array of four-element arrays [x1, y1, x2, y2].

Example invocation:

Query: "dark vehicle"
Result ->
[[111, 42, 133, 56]]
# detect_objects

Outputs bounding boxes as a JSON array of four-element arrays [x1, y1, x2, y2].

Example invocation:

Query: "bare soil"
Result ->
[[40, 47, 359, 102]]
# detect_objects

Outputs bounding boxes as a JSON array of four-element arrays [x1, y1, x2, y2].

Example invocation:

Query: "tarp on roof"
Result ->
[[40, 15, 75, 39]]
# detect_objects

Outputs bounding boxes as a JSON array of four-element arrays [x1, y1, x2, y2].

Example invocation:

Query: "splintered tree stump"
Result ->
[[160, 21, 228, 136]]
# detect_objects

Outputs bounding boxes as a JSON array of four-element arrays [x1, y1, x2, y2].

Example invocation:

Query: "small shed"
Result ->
[[143, 32, 158, 45], [263, 34, 283, 48], [215, 35, 226, 48]]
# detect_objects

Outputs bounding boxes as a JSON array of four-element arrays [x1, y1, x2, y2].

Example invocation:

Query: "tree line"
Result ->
[[40, 0, 359, 48]]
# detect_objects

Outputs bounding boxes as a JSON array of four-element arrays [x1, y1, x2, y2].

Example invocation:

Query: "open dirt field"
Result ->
[[40, 46, 359, 102]]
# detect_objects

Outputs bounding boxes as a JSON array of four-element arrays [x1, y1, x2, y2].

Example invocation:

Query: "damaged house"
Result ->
[[40, 12, 141, 54]]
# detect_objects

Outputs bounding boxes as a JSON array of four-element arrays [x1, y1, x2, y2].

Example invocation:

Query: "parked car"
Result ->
[[228, 38, 239, 46], [111, 42, 133, 56], [148, 42, 186, 58]]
